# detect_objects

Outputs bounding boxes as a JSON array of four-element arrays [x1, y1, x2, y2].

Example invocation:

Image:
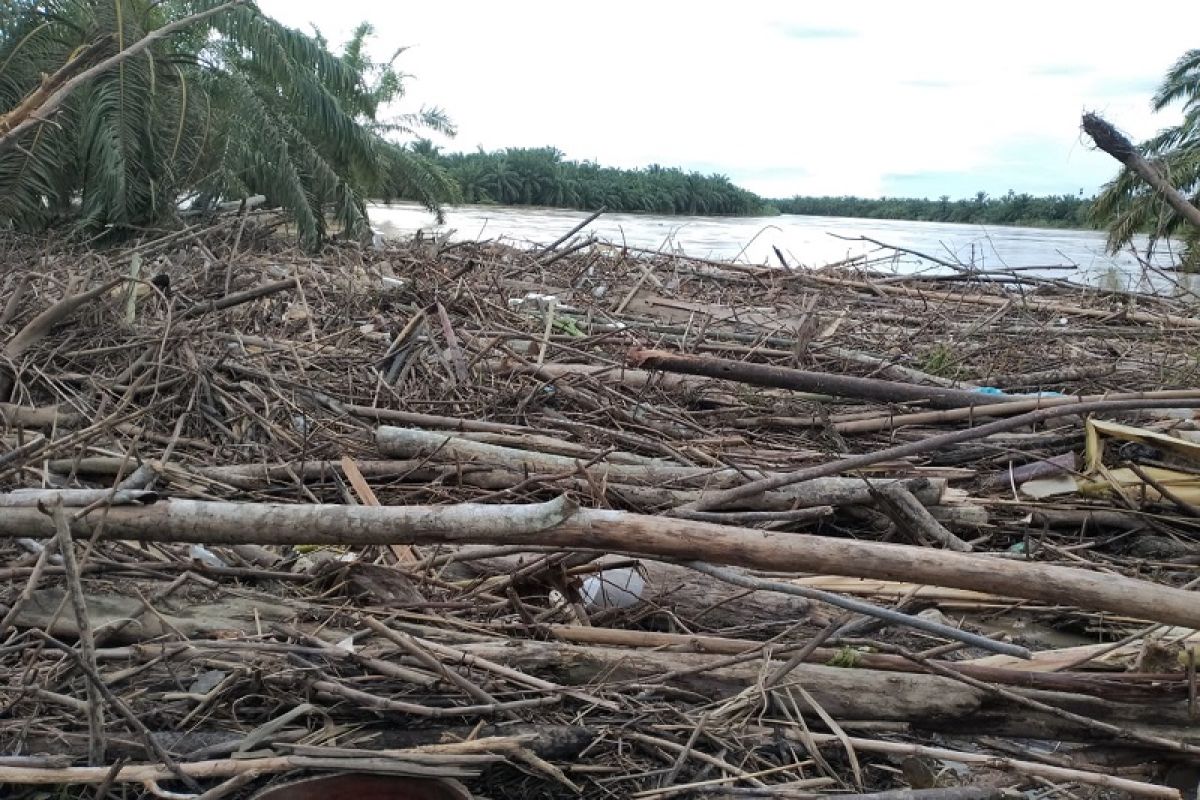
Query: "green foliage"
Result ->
[[920, 343, 963, 380], [773, 191, 1094, 229], [427, 146, 770, 217], [0, 1, 457, 249], [826, 647, 864, 668], [1092, 48, 1200, 269]]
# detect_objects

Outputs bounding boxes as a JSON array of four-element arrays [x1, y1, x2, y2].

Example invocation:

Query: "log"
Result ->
[[628, 349, 1008, 409], [487, 359, 718, 393], [3, 497, 1200, 628], [44, 454, 946, 512], [0, 489, 156, 507], [457, 640, 985, 721], [449, 639, 1200, 741], [376, 426, 917, 502], [835, 389, 1200, 434], [805, 272, 1200, 330], [873, 483, 972, 552], [374, 426, 681, 477], [540, 625, 1183, 702], [0, 403, 84, 429]]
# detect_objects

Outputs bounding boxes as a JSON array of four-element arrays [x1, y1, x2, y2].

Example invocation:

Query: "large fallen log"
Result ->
[[450, 639, 1200, 743], [29, 456, 946, 513], [374, 426, 941, 504], [538, 625, 1184, 702], [3, 497, 1200, 628], [628, 349, 1008, 409]]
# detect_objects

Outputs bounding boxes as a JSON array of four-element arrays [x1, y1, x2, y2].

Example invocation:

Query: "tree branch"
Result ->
[[0, 1, 247, 154]]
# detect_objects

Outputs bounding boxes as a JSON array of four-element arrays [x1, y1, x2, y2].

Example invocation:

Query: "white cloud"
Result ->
[[257, 0, 1200, 198]]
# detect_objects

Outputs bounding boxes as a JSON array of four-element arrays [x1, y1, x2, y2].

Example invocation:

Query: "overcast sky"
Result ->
[[259, 1, 1200, 200]]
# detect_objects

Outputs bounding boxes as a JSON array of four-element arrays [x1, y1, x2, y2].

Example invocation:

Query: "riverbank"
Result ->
[[370, 201, 1178, 287], [2, 219, 1200, 798]]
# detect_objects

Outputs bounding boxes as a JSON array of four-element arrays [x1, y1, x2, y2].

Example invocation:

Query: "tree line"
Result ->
[[416, 143, 770, 217], [770, 192, 1094, 229], [415, 140, 1097, 228]]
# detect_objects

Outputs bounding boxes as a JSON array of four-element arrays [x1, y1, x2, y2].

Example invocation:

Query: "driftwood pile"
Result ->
[[2, 217, 1200, 799]]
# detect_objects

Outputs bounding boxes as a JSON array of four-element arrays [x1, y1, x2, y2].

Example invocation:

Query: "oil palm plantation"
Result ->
[[0, 0, 458, 249], [1091, 49, 1200, 267]]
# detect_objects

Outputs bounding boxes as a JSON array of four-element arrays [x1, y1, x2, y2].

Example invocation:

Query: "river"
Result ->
[[369, 202, 1185, 291]]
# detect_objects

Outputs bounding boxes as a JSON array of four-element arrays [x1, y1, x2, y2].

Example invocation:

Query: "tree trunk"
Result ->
[[1082, 112, 1200, 233]]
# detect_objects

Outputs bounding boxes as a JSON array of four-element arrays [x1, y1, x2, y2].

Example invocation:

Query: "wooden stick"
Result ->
[[180, 277, 298, 319], [5, 497, 1200, 628], [35, 633, 202, 792], [49, 504, 105, 766], [340, 456, 417, 564], [0, 739, 513, 787], [534, 208, 605, 258]]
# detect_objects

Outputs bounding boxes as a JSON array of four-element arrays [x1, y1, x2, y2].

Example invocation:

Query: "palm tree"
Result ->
[[0, 0, 458, 249], [1091, 49, 1200, 267]]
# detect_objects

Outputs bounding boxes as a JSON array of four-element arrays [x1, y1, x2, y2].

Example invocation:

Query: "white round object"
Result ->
[[581, 567, 646, 610]]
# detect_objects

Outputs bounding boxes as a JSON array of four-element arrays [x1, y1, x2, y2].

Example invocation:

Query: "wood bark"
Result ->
[[3, 497, 1200, 627]]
